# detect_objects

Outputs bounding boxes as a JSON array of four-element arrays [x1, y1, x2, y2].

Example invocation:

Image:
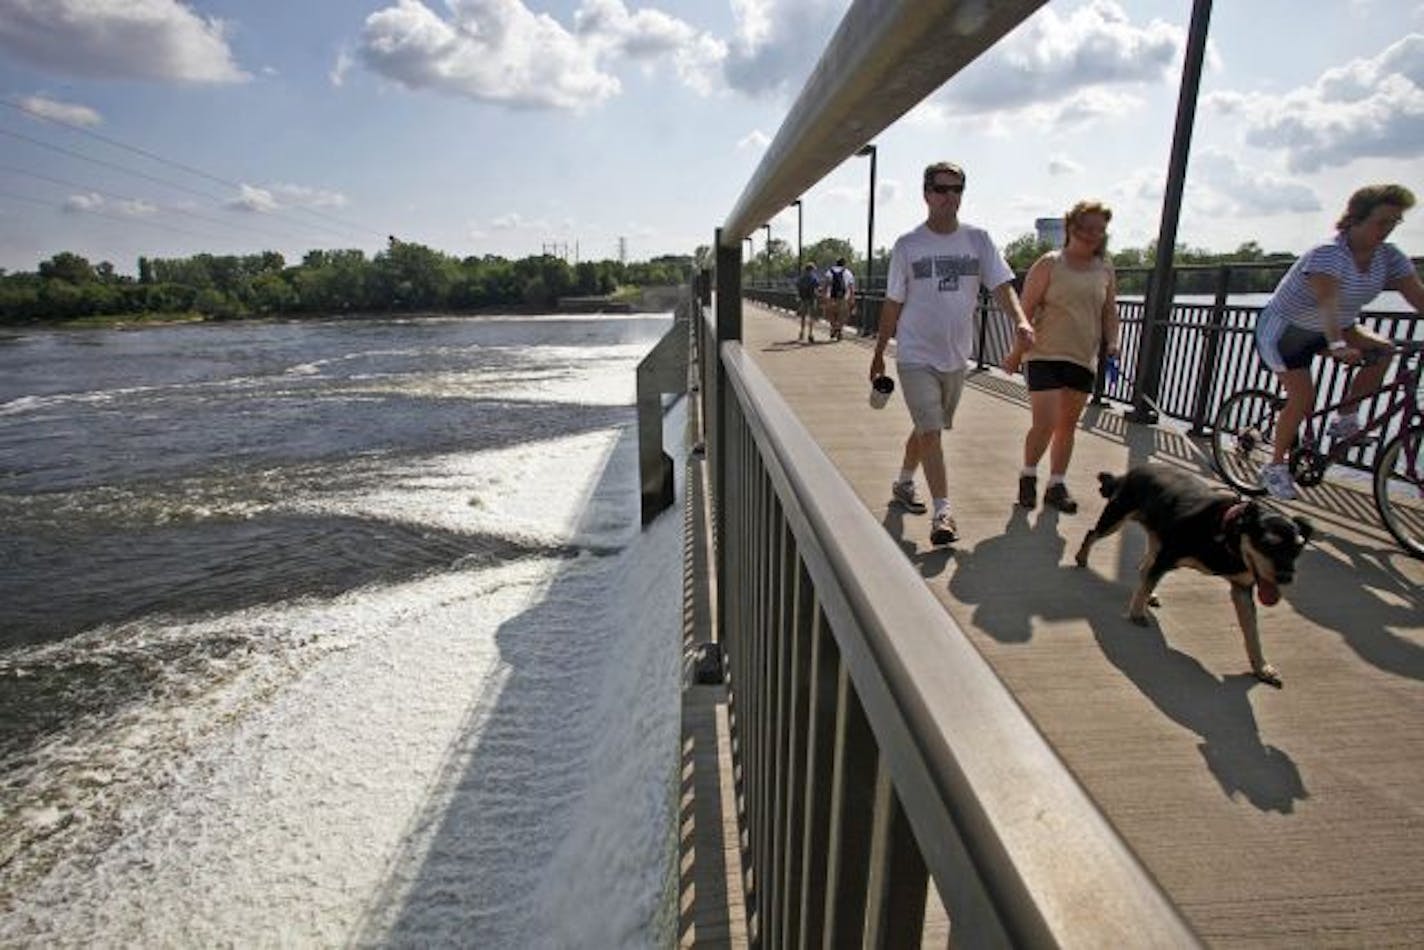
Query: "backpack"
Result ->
[[796, 272, 817, 301], [829, 267, 847, 299]]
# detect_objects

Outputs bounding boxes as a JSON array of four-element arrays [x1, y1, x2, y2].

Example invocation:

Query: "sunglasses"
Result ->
[[928, 183, 965, 195]]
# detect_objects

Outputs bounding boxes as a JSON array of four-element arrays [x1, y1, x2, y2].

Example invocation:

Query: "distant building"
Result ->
[[1035, 217, 1066, 248]]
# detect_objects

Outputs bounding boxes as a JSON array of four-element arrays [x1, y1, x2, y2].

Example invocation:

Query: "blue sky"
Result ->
[[0, 0, 1421, 274]]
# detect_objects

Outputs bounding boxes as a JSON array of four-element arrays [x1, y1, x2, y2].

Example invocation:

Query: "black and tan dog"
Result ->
[[1074, 464, 1313, 688]]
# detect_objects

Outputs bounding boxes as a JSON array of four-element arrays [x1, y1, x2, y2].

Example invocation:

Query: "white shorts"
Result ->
[[898, 363, 966, 432]]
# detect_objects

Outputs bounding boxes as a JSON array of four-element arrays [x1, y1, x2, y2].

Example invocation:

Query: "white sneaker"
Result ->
[[1326, 415, 1363, 441], [1259, 462, 1299, 500]]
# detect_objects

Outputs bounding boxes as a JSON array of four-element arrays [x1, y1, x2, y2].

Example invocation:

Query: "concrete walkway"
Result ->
[[740, 300, 1424, 946]]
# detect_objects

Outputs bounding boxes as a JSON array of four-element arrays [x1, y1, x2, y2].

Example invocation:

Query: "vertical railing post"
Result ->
[[975, 287, 990, 371], [714, 229, 742, 653], [1129, 0, 1212, 424], [1189, 264, 1231, 434]]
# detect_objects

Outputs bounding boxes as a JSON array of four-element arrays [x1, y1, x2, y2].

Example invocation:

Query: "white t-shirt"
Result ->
[[886, 222, 1013, 371]]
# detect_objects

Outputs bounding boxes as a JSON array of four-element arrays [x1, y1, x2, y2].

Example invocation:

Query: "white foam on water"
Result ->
[[1, 326, 686, 948]]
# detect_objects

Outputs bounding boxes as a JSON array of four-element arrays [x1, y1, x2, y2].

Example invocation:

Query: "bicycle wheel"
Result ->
[[1373, 425, 1424, 558], [1211, 388, 1282, 495]]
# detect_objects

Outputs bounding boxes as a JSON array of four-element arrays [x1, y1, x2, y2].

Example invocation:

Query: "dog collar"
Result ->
[[1215, 501, 1249, 544]]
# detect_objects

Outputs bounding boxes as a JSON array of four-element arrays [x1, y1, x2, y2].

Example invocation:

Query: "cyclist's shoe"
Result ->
[[891, 480, 927, 514], [1017, 475, 1037, 509], [930, 509, 959, 545], [1326, 415, 1374, 443], [1043, 483, 1079, 514], [1326, 414, 1359, 440], [1259, 462, 1300, 500]]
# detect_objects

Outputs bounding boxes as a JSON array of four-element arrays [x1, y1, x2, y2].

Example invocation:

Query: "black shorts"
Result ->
[[1025, 359, 1094, 394], [1256, 322, 1328, 371]]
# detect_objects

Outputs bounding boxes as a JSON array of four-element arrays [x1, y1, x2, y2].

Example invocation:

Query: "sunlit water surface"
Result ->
[[0, 313, 684, 946]]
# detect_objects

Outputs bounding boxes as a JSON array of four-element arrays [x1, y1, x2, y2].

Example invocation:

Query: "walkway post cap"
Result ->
[[719, 0, 1047, 247]]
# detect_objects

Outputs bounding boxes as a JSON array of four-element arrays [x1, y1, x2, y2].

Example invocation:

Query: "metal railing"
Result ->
[[694, 293, 1195, 946], [746, 261, 1423, 472]]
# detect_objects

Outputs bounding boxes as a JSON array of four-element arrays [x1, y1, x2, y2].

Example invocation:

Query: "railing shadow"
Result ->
[[1285, 534, 1424, 683]]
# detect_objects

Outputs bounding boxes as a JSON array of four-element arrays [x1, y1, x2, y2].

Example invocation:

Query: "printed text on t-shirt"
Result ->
[[910, 254, 980, 292]]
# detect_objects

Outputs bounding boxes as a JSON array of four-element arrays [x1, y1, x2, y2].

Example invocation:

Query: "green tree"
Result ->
[[1003, 233, 1056, 272], [38, 252, 96, 284]]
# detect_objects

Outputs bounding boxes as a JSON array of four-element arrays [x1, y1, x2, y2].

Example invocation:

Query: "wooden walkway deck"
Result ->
[[688, 300, 1423, 946]]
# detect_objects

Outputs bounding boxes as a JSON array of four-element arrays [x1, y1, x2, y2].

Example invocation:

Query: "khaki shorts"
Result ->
[[898, 363, 966, 432], [827, 297, 850, 324]]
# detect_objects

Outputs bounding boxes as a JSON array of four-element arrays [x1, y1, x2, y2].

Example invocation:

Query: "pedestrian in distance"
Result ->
[[823, 257, 856, 340], [1253, 183, 1424, 500], [1005, 199, 1121, 513], [795, 262, 822, 342], [870, 161, 1035, 545]]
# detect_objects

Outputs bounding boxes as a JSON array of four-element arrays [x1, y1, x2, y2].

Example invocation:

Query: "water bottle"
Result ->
[[1105, 354, 1120, 385]]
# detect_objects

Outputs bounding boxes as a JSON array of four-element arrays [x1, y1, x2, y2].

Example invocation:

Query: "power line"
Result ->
[[0, 162, 344, 249], [2, 98, 386, 242], [0, 188, 232, 244], [0, 124, 367, 248]]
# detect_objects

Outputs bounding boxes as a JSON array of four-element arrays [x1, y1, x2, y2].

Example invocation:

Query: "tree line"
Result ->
[[732, 234, 1306, 296], [0, 239, 695, 325]]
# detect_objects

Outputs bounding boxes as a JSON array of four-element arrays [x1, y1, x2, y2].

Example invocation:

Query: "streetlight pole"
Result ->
[[857, 143, 877, 336], [792, 200, 803, 269]]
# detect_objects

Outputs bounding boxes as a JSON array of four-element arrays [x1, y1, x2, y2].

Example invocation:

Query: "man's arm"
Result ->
[[870, 299, 903, 381], [992, 281, 1035, 347]]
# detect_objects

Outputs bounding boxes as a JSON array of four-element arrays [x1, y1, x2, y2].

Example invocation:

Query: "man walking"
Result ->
[[795, 262, 821, 342], [869, 161, 1034, 545], [823, 257, 855, 340]]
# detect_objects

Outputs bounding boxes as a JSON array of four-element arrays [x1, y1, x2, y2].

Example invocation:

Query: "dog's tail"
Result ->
[[1096, 471, 1121, 499]]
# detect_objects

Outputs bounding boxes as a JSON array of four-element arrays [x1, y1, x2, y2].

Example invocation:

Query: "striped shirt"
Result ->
[[1260, 234, 1414, 332]]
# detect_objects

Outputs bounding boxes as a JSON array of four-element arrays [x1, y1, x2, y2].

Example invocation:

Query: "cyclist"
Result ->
[[1254, 184, 1424, 499]]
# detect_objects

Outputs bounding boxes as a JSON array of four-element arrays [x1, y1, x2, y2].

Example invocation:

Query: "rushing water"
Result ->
[[0, 313, 684, 945]]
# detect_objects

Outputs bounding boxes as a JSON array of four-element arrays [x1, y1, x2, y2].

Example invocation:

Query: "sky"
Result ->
[[0, 0, 1421, 275]]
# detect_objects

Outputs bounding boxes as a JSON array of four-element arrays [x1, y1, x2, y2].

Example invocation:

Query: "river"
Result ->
[[0, 312, 683, 946]]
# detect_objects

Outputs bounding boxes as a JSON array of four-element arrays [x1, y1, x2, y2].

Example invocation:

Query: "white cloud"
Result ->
[[224, 183, 348, 214], [356, 0, 726, 110], [359, 0, 619, 110], [1192, 149, 1322, 216], [573, 0, 727, 95], [62, 193, 157, 217], [63, 193, 104, 213], [721, 0, 843, 98], [1048, 154, 1084, 175], [1206, 34, 1424, 173], [330, 49, 354, 87], [115, 199, 158, 217], [16, 94, 101, 127], [0, 0, 248, 82], [737, 129, 771, 151], [226, 184, 280, 214], [270, 183, 349, 210], [934, 0, 1182, 127]]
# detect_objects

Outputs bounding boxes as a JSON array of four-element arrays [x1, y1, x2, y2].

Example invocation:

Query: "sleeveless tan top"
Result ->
[[1025, 253, 1112, 370]]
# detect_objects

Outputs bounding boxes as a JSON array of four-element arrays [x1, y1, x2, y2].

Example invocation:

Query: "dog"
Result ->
[[1074, 464, 1313, 688]]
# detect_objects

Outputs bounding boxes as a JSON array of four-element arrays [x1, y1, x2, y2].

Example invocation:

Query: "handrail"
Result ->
[[720, 0, 1047, 247], [708, 307, 1196, 944]]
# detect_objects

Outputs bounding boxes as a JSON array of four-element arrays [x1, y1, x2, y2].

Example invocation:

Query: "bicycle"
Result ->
[[1211, 339, 1424, 557]]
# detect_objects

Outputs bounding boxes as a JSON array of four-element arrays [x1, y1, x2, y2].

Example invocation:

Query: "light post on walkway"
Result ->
[[857, 143, 878, 335], [792, 200, 803, 269]]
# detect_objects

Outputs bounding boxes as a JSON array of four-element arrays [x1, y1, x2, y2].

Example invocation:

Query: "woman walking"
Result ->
[[1006, 200, 1120, 512]]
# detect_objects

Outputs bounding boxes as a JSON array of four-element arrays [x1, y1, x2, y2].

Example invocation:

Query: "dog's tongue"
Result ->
[[1258, 579, 1281, 606]]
